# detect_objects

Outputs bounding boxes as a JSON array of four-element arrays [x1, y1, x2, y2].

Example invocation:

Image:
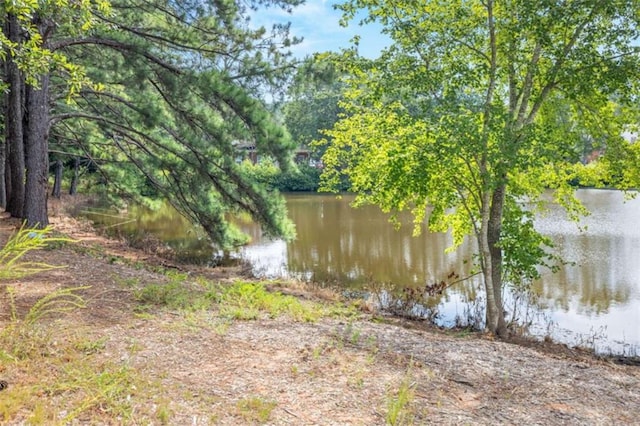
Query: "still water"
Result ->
[[83, 189, 640, 354]]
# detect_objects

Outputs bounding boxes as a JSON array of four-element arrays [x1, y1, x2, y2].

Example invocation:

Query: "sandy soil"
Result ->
[[0, 199, 638, 425]]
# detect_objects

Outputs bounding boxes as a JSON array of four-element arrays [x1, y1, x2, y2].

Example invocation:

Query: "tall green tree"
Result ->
[[57, 0, 301, 247], [283, 57, 344, 160], [3, 0, 303, 247], [1, 0, 104, 226], [320, 0, 640, 336]]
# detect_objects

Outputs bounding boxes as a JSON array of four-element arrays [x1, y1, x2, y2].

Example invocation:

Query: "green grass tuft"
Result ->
[[220, 281, 322, 322], [236, 396, 277, 424], [385, 370, 416, 425]]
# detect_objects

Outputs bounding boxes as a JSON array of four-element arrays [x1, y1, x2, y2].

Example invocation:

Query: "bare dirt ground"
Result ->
[[0, 198, 639, 425]]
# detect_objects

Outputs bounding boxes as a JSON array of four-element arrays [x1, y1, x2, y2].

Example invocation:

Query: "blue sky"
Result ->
[[251, 0, 390, 58]]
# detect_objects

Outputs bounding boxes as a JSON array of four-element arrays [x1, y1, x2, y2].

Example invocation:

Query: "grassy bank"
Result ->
[[0, 211, 639, 425]]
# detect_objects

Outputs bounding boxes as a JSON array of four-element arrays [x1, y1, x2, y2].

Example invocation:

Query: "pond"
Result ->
[[82, 189, 640, 355]]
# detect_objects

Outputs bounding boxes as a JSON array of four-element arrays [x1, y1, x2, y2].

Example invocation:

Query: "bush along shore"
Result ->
[[0, 207, 638, 425]]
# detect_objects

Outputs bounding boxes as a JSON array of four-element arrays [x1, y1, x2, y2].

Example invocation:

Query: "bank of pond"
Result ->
[[80, 189, 640, 356]]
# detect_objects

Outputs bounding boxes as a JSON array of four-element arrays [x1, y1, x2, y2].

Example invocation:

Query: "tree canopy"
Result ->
[[320, 0, 640, 335], [282, 57, 345, 161], [2, 0, 303, 248]]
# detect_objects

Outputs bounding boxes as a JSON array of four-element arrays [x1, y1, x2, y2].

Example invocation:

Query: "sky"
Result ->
[[250, 0, 390, 59]]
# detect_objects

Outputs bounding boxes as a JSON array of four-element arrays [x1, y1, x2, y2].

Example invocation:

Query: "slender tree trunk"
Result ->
[[479, 191, 498, 334], [479, 187, 507, 337], [0, 142, 6, 209], [478, 0, 506, 336], [4, 14, 25, 218], [4, 142, 11, 209], [52, 159, 63, 198], [0, 92, 7, 209], [487, 183, 507, 336], [69, 157, 79, 195], [24, 72, 51, 227]]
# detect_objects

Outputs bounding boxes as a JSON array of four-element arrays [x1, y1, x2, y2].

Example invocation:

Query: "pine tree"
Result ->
[[3, 0, 302, 245]]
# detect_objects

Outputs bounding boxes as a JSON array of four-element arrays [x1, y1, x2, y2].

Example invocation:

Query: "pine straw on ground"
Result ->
[[0, 201, 638, 425]]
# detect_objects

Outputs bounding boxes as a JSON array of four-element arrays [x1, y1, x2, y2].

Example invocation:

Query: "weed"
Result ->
[[365, 335, 378, 350], [312, 345, 323, 360], [350, 326, 362, 345], [575, 326, 609, 352], [132, 260, 147, 270], [1, 286, 89, 360], [325, 300, 362, 319], [0, 228, 157, 424], [220, 282, 322, 322], [0, 385, 49, 422], [365, 336, 380, 365], [213, 318, 232, 335], [133, 311, 155, 320], [155, 398, 173, 424], [27, 402, 49, 424], [385, 370, 416, 426], [194, 275, 209, 287], [179, 310, 205, 330], [164, 270, 189, 282], [22, 286, 89, 325], [222, 304, 260, 320], [0, 331, 155, 424], [69, 243, 107, 260], [0, 224, 73, 280], [50, 361, 140, 423], [134, 277, 219, 312], [236, 396, 277, 424], [73, 336, 108, 355], [334, 334, 345, 350], [115, 276, 141, 288], [128, 339, 144, 354], [0, 227, 87, 330], [454, 328, 473, 338], [134, 277, 356, 324], [347, 370, 365, 389], [135, 280, 210, 311]]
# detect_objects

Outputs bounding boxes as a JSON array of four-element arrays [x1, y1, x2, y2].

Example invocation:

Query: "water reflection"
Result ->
[[279, 194, 476, 287], [529, 190, 640, 351], [241, 191, 640, 354], [83, 189, 640, 354], [79, 203, 214, 263]]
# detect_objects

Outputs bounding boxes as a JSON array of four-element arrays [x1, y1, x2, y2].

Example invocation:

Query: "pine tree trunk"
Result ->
[[0, 142, 6, 209], [52, 159, 63, 198], [4, 144, 11, 210], [4, 14, 25, 218], [24, 73, 50, 228], [0, 90, 7, 209], [69, 157, 79, 195], [0, 94, 7, 209]]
